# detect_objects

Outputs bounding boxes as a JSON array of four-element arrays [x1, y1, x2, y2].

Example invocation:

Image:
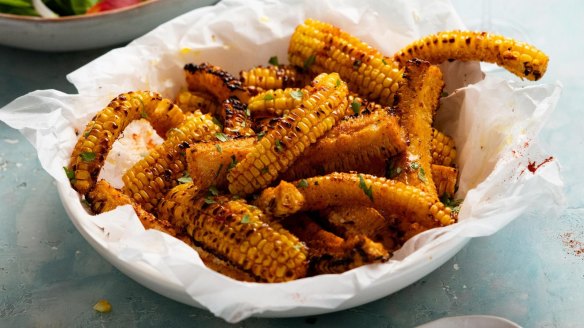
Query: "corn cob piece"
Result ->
[[288, 19, 403, 106], [431, 129, 457, 167], [280, 109, 406, 181], [184, 63, 252, 104], [220, 97, 255, 137], [255, 173, 455, 240], [282, 214, 389, 275], [174, 88, 220, 115], [240, 65, 311, 91], [122, 112, 221, 212], [158, 183, 308, 282], [87, 180, 177, 234], [227, 72, 350, 196], [186, 137, 255, 192], [68, 91, 185, 194], [393, 30, 549, 81], [391, 59, 444, 200], [320, 206, 398, 253], [247, 88, 304, 118], [432, 164, 458, 197]]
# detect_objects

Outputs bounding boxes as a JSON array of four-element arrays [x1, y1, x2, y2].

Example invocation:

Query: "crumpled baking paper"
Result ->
[[0, 0, 563, 323]]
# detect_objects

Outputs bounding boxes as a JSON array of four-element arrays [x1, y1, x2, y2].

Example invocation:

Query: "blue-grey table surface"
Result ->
[[1, 1, 583, 327]]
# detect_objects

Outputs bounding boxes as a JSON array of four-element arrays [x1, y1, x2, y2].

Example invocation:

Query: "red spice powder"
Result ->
[[561, 232, 584, 257], [527, 156, 554, 173]]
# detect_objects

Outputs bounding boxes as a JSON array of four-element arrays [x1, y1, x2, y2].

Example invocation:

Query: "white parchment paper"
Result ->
[[0, 0, 563, 322]]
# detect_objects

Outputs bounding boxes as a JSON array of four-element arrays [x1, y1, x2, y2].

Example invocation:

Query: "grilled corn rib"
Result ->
[[220, 97, 255, 137], [255, 173, 455, 240], [247, 88, 304, 118], [68, 91, 185, 194], [227, 72, 350, 195], [184, 63, 252, 104], [122, 112, 221, 212], [288, 18, 403, 106], [240, 65, 311, 91], [280, 109, 406, 181], [393, 30, 549, 81], [391, 59, 444, 199], [320, 206, 398, 253], [186, 137, 255, 192], [87, 180, 177, 234], [431, 164, 458, 197], [157, 183, 308, 282], [175, 89, 220, 115], [431, 129, 457, 167], [282, 215, 389, 275]]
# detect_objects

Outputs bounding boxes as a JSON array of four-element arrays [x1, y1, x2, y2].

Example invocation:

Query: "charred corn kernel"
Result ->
[[321, 206, 398, 253], [288, 19, 403, 106], [282, 214, 388, 275], [68, 91, 185, 194], [393, 30, 549, 81], [280, 109, 406, 181], [227, 72, 350, 195], [121, 112, 220, 212], [240, 65, 312, 90], [157, 183, 308, 282], [86, 180, 176, 234], [431, 129, 457, 167], [175, 88, 220, 115], [255, 173, 455, 241], [184, 63, 251, 103], [247, 88, 304, 118], [391, 60, 444, 200], [431, 164, 458, 197], [186, 137, 255, 192], [220, 97, 255, 137]]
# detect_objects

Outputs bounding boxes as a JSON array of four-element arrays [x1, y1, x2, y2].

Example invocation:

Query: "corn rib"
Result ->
[[240, 65, 311, 91]]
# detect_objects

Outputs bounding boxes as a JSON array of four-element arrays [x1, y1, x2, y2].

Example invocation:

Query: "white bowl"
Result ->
[[0, 0, 217, 51]]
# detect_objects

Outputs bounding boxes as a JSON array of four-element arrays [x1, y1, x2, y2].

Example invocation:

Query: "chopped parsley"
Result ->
[[79, 152, 96, 162], [215, 144, 222, 154], [385, 159, 402, 179], [83, 122, 95, 137], [351, 101, 361, 115], [215, 132, 229, 142], [335, 78, 341, 87], [268, 56, 280, 66], [358, 174, 374, 201], [290, 90, 303, 101], [212, 116, 223, 130], [263, 93, 274, 101], [261, 167, 269, 174], [240, 214, 251, 224], [293, 243, 303, 251], [177, 172, 193, 184], [303, 54, 316, 71], [63, 166, 75, 182], [227, 155, 238, 170], [382, 58, 388, 65], [353, 59, 362, 70], [208, 185, 219, 196], [215, 164, 224, 178], [133, 96, 147, 118], [296, 179, 309, 188], [256, 130, 266, 141], [418, 166, 428, 183], [410, 162, 420, 170], [245, 106, 251, 117], [440, 193, 463, 214], [275, 139, 284, 152], [204, 196, 216, 204]]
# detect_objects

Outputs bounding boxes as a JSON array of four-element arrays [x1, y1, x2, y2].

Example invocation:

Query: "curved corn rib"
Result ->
[[220, 97, 255, 137], [186, 137, 255, 192], [391, 60, 444, 200], [280, 109, 406, 181], [174, 89, 220, 115], [184, 63, 252, 103], [240, 65, 311, 90], [87, 180, 177, 234], [255, 173, 455, 241], [432, 164, 458, 197], [431, 129, 457, 167], [247, 88, 304, 118], [68, 91, 185, 194], [288, 19, 403, 106], [227, 72, 350, 195], [282, 214, 389, 275], [157, 183, 308, 282], [393, 30, 549, 81], [121, 112, 220, 212]]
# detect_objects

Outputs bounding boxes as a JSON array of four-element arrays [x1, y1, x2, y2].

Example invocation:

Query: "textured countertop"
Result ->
[[1, 1, 583, 327]]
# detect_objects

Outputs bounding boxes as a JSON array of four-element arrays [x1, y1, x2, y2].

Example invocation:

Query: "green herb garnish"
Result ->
[[351, 101, 361, 115], [177, 172, 193, 184], [353, 59, 362, 70], [296, 179, 309, 188], [256, 131, 266, 141], [215, 132, 229, 142], [382, 58, 388, 65], [410, 162, 420, 170], [303, 54, 316, 70], [268, 56, 280, 66], [290, 90, 303, 101], [263, 93, 274, 101], [215, 164, 224, 178], [63, 166, 75, 182], [441, 91, 449, 98], [79, 152, 96, 162], [418, 167, 427, 183], [440, 193, 463, 214], [212, 116, 223, 130], [215, 144, 222, 154], [358, 174, 373, 201], [240, 214, 251, 224], [275, 139, 284, 152], [227, 155, 238, 170]]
